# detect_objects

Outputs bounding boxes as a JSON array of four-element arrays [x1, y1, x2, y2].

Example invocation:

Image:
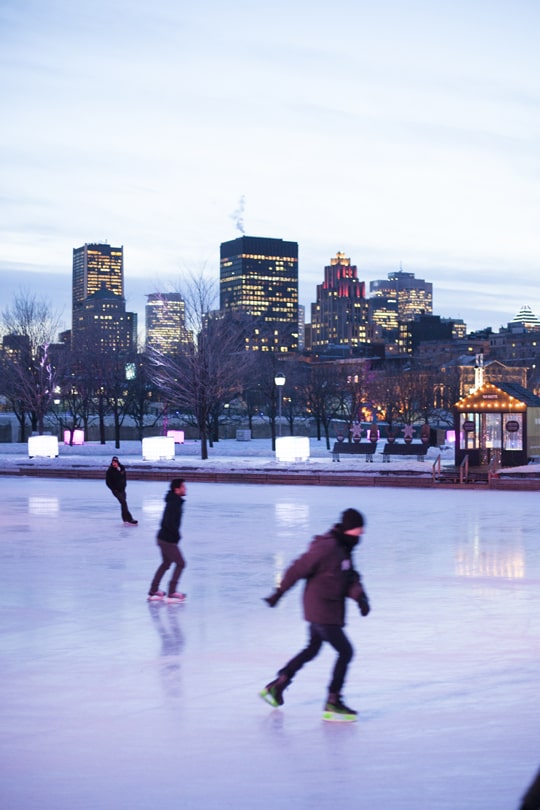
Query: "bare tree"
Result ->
[[1, 290, 63, 437], [369, 364, 403, 433], [332, 361, 375, 438], [252, 352, 285, 451], [295, 360, 345, 448], [149, 274, 248, 460], [99, 350, 139, 449], [124, 353, 165, 441]]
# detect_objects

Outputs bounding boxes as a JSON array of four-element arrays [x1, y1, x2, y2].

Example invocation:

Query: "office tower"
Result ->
[[72, 286, 136, 353], [368, 292, 399, 332], [369, 267, 433, 323], [145, 293, 190, 355], [72, 243, 124, 311], [219, 235, 299, 352], [309, 252, 370, 351], [71, 243, 135, 352]]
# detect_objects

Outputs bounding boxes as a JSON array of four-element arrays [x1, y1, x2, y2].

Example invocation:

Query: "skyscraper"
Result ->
[[219, 235, 299, 352], [72, 287, 137, 353], [145, 293, 190, 355], [72, 243, 124, 312], [309, 252, 371, 351], [369, 268, 433, 323], [71, 243, 135, 352]]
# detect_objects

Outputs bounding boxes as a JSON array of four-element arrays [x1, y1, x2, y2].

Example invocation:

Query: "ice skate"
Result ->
[[166, 592, 187, 604], [322, 693, 358, 722], [147, 591, 165, 602], [259, 675, 289, 707]]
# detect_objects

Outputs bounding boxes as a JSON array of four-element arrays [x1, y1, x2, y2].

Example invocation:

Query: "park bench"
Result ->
[[332, 441, 377, 462], [382, 442, 429, 462]]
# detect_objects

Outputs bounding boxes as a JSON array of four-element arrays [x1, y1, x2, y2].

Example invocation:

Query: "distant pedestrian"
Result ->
[[105, 456, 138, 525], [260, 507, 370, 722], [148, 479, 187, 604]]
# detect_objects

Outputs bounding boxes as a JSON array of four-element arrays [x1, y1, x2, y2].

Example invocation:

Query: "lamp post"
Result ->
[[274, 372, 286, 438]]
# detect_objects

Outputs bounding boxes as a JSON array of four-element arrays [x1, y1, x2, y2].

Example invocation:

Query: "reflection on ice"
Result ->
[[274, 499, 310, 531], [28, 496, 59, 515], [455, 544, 525, 578], [272, 550, 286, 587]]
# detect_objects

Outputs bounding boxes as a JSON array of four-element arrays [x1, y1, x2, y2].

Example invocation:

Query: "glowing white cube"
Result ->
[[28, 435, 59, 458], [275, 436, 310, 462], [142, 436, 176, 461]]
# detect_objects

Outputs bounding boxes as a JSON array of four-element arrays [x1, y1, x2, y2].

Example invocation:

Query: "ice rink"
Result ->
[[1, 475, 539, 809]]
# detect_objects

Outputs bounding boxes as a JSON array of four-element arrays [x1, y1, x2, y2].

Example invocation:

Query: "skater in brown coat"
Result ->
[[260, 508, 370, 721], [147, 479, 187, 604]]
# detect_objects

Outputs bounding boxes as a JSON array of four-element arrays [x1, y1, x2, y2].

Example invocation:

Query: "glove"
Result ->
[[347, 569, 360, 585], [358, 593, 370, 617], [263, 589, 282, 607]]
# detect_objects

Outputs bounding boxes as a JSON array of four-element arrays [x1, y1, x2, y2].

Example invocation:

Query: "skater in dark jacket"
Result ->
[[105, 456, 137, 525], [148, 479, 187, 604], [260, 508, 370, 721]]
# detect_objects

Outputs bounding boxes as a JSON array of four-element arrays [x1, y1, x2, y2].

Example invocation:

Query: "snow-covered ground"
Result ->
[[0, 470, 539, 808], [1, 437, 538, 481], [0, 436, 454, 474]]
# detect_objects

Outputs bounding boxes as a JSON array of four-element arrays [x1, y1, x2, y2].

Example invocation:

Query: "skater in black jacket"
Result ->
[[105, 456, 137, 525], [147, 479, 187, 604], [260, 508, 370, 721]]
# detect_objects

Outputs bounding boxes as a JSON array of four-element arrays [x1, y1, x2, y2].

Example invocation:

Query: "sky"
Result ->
[[1, 0, 539, 338]]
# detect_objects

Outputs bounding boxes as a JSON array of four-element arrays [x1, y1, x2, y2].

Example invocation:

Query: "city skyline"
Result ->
[[1, 1, 539, 336]]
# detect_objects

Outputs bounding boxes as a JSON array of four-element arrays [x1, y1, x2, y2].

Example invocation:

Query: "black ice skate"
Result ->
[[322, 693, 358, 722], [259, 675, 289, 707]]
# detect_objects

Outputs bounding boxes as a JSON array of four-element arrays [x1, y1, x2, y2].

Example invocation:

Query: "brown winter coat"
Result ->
[[278, 529, 367, 626]]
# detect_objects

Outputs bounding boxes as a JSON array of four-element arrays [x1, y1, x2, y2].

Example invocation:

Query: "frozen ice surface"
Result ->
[[1, 475, 539, 809]]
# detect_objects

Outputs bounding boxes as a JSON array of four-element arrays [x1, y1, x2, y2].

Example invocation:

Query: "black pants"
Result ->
[[111, 490, 133, 522], [149, 541, 186, 597], [279, 622, 354, 695]]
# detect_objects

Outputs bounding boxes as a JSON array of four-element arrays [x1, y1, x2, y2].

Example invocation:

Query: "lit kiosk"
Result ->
[[454, 381, 540, 468]]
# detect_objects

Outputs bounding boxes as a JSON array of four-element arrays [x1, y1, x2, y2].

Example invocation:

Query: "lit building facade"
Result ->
[[219, 235, 299, 352], [72, 286, 136, 353], [71, 243, 136, 353], [309, 252, 370, 351], [369, 268, 432, 324], [145, 293, 190, 355], [72, 243, 124, 312], [367, 294, 399, 332]]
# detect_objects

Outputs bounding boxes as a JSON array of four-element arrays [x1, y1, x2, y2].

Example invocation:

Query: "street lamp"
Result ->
[[274, 372, 286, 438]]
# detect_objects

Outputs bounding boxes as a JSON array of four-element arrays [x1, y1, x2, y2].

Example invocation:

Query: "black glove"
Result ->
[[358, 592, 370, 617], [263, 589, 282, 607]]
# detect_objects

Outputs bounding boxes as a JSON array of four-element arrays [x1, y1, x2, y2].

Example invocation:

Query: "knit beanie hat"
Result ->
[[341, 508, 365, 532]]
